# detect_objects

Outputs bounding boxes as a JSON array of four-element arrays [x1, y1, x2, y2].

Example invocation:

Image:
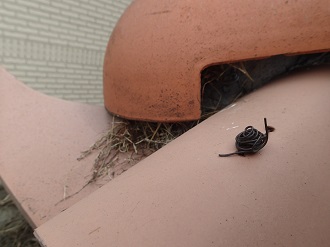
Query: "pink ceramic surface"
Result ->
[[104, 0, 330, 122], [0, 67, 124, 227], [36, 66, 330, 246]]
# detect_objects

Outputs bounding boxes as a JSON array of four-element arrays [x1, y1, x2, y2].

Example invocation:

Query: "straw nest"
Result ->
[[78, 119, 198, 182]]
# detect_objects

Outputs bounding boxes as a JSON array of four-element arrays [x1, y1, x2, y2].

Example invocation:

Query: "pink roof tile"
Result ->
[[35, 66, 330, 246], [0, 67, 115, 227]]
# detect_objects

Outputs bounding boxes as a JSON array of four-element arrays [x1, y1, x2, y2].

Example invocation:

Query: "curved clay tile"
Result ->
[[104, 0, 330, 122]]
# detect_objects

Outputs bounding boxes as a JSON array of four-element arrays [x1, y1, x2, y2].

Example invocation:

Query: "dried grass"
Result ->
[[0, 191, 40, 247], [78, 118, 197, 182]]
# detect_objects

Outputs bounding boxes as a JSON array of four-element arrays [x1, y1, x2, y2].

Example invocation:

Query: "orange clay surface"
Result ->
[[104, 0, 330, 122]]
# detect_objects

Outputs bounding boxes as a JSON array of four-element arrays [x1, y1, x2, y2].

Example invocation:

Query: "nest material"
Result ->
[[0, 185, 40, 247], [201, 52, 330, 115], [78, 119, 197, 182]]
